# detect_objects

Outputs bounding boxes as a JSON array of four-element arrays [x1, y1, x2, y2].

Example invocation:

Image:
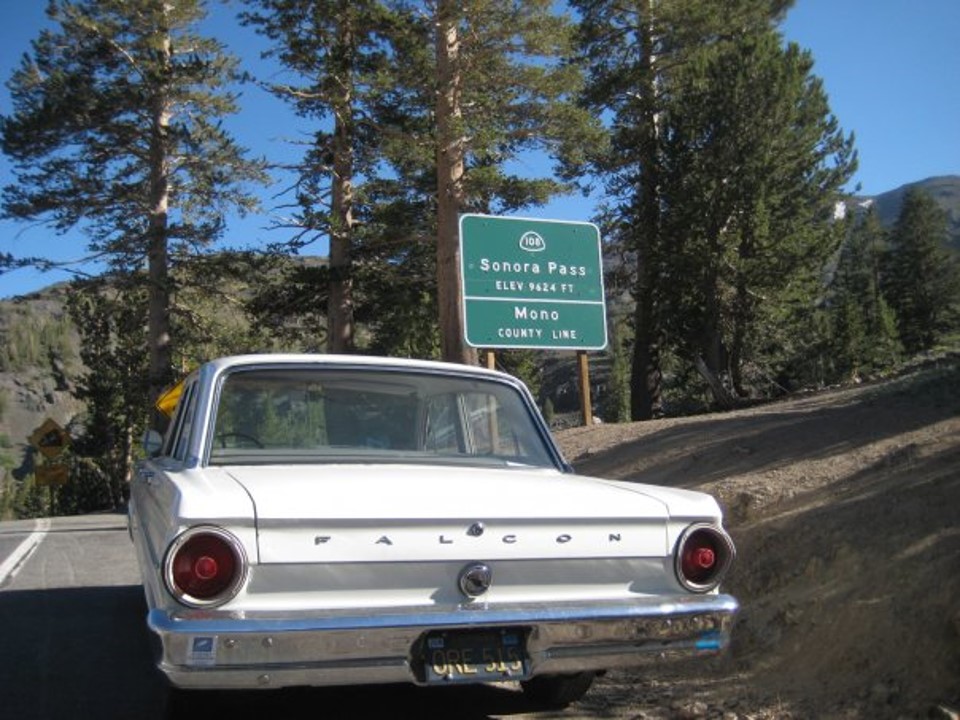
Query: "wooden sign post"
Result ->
[[577, 351, 593, 426]]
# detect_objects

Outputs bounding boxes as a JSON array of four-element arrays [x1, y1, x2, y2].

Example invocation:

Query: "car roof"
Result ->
[[197, 354, 513, 382]]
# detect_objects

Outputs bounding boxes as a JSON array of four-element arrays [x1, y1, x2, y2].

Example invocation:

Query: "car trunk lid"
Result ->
[[224, 464, 672, 564]]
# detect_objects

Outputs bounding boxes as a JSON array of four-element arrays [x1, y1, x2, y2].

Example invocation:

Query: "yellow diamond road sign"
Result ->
[[29, 418, 71, 460]]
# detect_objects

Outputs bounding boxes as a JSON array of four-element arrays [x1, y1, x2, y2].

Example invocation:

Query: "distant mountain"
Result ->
[[851, 175, 960, 251], [0, 285, 84, 487]]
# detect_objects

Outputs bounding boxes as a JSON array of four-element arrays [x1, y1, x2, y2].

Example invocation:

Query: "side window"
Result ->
[[170, 383, 199, 462], [423, 394, 463, 454], [463, 392, 512, 456], [424, 391, 529, 459]]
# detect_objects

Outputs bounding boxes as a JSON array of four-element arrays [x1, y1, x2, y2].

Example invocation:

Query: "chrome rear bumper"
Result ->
[[149, 594, 738, 689]]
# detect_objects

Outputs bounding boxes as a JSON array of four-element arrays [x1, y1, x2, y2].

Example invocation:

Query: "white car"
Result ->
[[129, 354, 737, 708]]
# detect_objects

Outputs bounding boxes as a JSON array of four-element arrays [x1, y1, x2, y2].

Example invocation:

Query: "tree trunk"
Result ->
[[147, 29, 173, 417], [435, 1, 477, 365], [631, 251, 662, 420], [730, 229, 757, 398], [695, 356, 735, 410], [327, 5, 355, 354], [698, 230, 728, 402], [630, 6, 663, 420], [119, 422, 134, 503]]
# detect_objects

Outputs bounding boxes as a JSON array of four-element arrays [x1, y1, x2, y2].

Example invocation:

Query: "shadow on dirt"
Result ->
[[569, 364, 960, 490], [723, 438, 960, 715]]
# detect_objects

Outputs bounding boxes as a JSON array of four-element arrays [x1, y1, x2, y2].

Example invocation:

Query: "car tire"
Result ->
[[521, 672, 596, 708]]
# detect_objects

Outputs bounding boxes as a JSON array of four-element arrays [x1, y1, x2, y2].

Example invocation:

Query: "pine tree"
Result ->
[[829, 207, 900, 379], [378, 0, 600, 364], [572, 0, 794, 418], [241, 0, 391, 353], [1, 0, 266, 407], [660, 30, 856, 400], [603, 312, 632, 423], [66, 277, 149, 506], [883, 187, 960, 353]]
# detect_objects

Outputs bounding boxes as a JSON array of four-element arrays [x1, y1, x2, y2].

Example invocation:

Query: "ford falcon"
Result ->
[[129, 354, 737, 708]]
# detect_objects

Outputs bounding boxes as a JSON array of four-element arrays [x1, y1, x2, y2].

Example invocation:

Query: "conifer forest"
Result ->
[[0, 0, 958, 517]]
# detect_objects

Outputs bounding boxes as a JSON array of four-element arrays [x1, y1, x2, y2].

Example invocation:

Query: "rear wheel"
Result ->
[[521, 672, 596, 708]]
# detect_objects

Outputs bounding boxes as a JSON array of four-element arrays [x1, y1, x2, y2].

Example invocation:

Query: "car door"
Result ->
[[130, 380, 200, 598]]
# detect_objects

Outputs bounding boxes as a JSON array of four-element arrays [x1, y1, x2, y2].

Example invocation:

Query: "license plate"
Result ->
[[421, 629, 529, 683]]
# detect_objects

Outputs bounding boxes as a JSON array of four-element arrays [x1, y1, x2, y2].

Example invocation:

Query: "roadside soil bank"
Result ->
[[554, 358, 960, 719]]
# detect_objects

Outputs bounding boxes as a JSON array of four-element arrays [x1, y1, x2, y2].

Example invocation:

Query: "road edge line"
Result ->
[[0, 518, 52, 586]]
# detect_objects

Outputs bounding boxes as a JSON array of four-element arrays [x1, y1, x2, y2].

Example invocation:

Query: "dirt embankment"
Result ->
[[555, 360, 960, 719]]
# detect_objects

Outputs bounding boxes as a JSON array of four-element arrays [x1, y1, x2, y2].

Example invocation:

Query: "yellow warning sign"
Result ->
[[29, 419, 71, 460], [35, 464, 70, 487]]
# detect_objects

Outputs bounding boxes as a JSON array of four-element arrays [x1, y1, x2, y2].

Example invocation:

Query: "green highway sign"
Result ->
[[459, 214, 607, 350]]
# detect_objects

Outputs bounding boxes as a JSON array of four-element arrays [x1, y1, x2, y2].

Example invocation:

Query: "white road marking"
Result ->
[[0, 518, 52, 586]]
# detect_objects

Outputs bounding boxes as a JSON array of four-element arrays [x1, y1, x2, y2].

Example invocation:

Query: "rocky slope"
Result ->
[[0, 285, 83, 483], [555, 357, 960, 719]]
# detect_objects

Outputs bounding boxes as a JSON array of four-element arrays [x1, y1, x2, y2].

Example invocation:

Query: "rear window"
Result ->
[[207, 367, 556, 469]]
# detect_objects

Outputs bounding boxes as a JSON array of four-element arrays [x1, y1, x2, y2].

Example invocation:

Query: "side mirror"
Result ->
[[142, 429, 164, 457]]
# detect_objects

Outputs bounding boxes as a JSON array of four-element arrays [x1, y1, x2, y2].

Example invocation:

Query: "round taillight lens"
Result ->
[[675, 524, 735, 593], [164, 527, 247, 607]]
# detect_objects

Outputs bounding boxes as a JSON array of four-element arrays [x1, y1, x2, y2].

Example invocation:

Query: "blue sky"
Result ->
[[0, 0, 957, 299]]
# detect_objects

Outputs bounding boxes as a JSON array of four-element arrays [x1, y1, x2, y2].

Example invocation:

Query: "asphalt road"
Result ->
[[0, 514, 579, 720], [0, 514, 162, 719]]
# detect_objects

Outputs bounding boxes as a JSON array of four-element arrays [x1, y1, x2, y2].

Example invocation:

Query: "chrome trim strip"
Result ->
[[148, 594, 738, 690], [152, 594, 737, 633]]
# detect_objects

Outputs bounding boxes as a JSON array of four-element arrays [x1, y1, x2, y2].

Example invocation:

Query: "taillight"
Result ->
[[163, 526, 247, 607], [674, 524, 735, 593]]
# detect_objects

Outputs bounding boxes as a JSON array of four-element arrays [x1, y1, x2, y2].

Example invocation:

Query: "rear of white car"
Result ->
[[130, 355, 737, 706]]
